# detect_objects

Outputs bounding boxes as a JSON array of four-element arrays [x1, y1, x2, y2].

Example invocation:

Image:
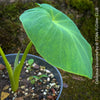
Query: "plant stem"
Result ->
[[0, 47, 15, 90], [0, 41, 33, 91], [13, 41, 32, 91]]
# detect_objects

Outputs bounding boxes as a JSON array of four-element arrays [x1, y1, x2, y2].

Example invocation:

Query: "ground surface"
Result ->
[[0, 61, 60, 100]]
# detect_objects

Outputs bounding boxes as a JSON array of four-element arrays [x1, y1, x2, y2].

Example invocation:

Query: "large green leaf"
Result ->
[[19, 4, 93, 79]]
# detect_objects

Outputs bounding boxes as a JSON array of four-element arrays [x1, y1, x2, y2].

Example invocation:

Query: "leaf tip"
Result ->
[[35, 3, 40, 7]]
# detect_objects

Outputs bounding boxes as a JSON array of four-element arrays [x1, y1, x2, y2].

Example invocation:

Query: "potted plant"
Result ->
[[0, 3, 92, 100], [0, 53, 63, 100]]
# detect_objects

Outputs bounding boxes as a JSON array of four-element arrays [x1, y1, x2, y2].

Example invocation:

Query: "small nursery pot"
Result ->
[[0, 53, 63, 100]]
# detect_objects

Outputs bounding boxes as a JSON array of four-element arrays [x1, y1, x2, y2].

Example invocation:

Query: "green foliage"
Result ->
[[28, 59, 34, 66], [29, 76, 33, 80], [80, 16, 95, 45], [39, 74, 48, 78], [28, 74, 48, 84], [0, 2, 34, 52], [20, 3, 93, 78], [0, 41, 32, 91], [26, 66, 32, 71], [30, 79, 35, 84], [14, 50, 21, 71], [70, 0, 94, 13]]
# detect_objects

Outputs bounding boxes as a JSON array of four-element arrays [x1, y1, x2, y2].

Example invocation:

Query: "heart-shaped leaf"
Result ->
[[20, 4, 93, 79]]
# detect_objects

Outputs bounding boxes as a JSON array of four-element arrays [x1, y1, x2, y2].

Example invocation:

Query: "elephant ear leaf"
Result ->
[[19, 3, 93, 79]]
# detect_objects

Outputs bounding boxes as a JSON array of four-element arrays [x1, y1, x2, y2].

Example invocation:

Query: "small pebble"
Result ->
[[0, 64, 5, 70], [43, 80, 47, 84], [12, 97, 15, 100], [32, 63, 36, 67], [22, 91, 25, 94], [45, 89, 48, 92], [2, 74, 5, 78], [32, 87, 35, 90], [24, 66, 27, 69], [52, 78, 56, 82], [9, 88, 11, 91], [40, 66, 45, 71], [34, 72, 36, 75], [38, 72, 42, 76], [45, 69, 51, 73], [33, 64, 40, 69], [3, 85, 9, 90], [48, 73, 54, 78], [43, 92, 46, 95], [41, 90, 44, 92], [25, 70, 29, 73], [12, 91, 14, 94], [27, 77, 29, 81], [14, 93, 17, 97], [21, 86, 25, 89], [50, 83, 56, 87], [43, 98, 46, 100], [25, 92, 28, 96], [47, 77, 50, 82], [26, 63, 29, 66], [32, 93, 36, 97], [25, 88, 28, 91]]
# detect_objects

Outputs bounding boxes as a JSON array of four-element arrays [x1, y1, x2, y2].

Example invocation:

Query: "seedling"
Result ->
[[28, 74, 48, 84], [0, 41, 32, 91], [27, 59, 34, 66]]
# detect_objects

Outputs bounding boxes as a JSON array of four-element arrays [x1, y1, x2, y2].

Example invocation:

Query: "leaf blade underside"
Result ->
[[20, 4, 93, 79]]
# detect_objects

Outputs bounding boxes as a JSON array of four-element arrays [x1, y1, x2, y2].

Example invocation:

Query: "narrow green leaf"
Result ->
[[28, 76, 33, 80], [39, 74, 48, 79], [14, 50, 21, 71], [35, 3, 40, 6], [13, 41, 32, 91], [33, 76, 39, 80], [0, 47, 15, 90]]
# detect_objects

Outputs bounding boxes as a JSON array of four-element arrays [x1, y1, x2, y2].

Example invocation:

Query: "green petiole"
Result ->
[[0, 41, 32, 91]]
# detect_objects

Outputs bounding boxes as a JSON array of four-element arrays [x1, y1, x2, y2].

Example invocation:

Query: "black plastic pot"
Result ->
[[0, 53, 63, 100]]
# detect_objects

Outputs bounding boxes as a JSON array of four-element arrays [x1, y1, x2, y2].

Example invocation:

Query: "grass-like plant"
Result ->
[[0, 41, 32, 91]]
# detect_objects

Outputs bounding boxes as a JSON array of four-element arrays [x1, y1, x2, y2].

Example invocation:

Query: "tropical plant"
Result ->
[[19, 3, 93, 79], [0, 3, 93, 92]]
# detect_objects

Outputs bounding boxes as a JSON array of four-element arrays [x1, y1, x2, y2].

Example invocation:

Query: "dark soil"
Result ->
[[0, 60, 60, 100]]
